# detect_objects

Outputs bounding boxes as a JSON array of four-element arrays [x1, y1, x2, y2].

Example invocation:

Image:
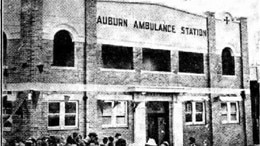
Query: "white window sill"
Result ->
[[100, 68, 135, 72], [48, 126, 78, 130], [141, 70, 172, 74], [178, 72, 205, 76], [51, 66, 77, 70], [102, 124, 128, 128], [185, 122, 205, 125], [3, 127, 11, 131], [222, 75, 236, 78], [221, 121, 239, 124]]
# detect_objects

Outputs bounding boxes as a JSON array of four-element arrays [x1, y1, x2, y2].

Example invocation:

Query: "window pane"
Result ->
[[102, 45, 133, 69], [3, 101, 12, 114], [179, 51, 204, 73], [102, 117, 112, 125], [143, 48, 171, 72], [115, 102, 126, 116], [48, 115, 59, 126], [230, 103, 237, 113], [65, 115, 76, 126], [196, 102, 203, 112], [65, 102, 76, 113], [231, 114, 237, 121], [185, 102, 192, 112], [49, 102, 60, 113], [116, 116, 126, 125], [3, 117, 12, 127], [53, 30, 74, 67], [221, 114, 228, 122], [196, 113, 203, 122], [185, 113, 192, 122], [103, 102, 112, 116], [221, 103, 227, 114]]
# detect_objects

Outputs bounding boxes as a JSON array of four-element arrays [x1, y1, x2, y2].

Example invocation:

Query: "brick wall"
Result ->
[[183, 99, 211, 146], [2, 92, 86, 145]]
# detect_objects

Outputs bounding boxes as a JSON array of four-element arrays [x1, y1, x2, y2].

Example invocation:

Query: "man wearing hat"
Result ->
[[145, 138, 157, 146]]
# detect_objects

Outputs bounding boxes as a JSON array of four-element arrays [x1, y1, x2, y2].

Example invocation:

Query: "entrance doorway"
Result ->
[[250, 81, 260, 144], [146, 102, 169, 145]]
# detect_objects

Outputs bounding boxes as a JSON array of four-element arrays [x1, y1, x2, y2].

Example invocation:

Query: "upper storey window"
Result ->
[[222, 48, 235, 75], [53, 30, 74, 67], [142, 48, 171, 72], [3, 32, 7, 66], [102, 45, 133, 70], [179, 51, 204, 74]]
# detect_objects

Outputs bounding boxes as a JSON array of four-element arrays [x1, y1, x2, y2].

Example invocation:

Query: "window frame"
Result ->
[[3, 32, 8, 67], [2, 96, 13, 131], [221, 102, 239, 124], [101, 101, 128, 128], [184, 101, 205, 125], [47, 100, 78, 130]]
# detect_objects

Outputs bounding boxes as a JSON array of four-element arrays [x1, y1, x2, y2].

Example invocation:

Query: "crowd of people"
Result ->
[[3, 132, 127, 146]]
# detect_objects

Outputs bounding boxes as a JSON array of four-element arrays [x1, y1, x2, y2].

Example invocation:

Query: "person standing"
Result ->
[[114, 133, 126, 146]]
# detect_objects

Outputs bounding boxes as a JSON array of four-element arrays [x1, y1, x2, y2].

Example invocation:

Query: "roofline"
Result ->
[[98, 0, 207, 19]]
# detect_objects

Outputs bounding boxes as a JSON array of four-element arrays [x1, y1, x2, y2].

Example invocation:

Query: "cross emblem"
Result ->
[[224, 16, 230, 24]]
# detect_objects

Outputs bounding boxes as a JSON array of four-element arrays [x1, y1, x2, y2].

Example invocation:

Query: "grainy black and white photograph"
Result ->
[[1, 0, 260, 146]]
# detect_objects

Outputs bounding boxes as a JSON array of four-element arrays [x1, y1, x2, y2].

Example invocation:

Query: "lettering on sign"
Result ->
[[97, 16, 207, 37]]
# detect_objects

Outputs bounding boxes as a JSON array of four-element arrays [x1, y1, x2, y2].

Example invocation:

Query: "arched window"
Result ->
[[53, 30, 74, 67], [3, 32, 7, 66], [222, 47, 235, 75]]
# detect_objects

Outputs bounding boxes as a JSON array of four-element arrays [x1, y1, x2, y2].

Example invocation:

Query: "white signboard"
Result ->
[[97, 2, 208, 53]]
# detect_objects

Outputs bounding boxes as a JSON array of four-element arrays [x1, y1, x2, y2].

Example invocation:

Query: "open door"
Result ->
[[147, 102, 169, 145]]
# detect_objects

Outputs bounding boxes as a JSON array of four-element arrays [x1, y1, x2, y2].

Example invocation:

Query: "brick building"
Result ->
[[2, 0, 253, 146]]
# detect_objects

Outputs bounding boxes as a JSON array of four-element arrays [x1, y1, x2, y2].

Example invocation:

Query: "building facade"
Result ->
[[2, 0, 253, 146]]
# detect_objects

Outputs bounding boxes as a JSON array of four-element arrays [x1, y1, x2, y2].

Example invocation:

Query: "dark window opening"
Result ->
[[3, 96, 12, 115], [143, 48, 171, 72], [102, 45, 133, 69], [53, 30, 74, 67], [3, 32, 7, 66], [179, 51, 204, 74], [222, 47, 235, 75]]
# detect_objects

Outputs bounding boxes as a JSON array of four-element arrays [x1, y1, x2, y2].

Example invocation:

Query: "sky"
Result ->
[[118, 0, 260, 65]]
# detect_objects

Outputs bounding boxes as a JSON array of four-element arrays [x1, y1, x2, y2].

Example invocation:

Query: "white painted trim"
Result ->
[[173, 98, 183, 146], [101, 101, 128, 128], [51, 66, 77, 70], [133, 95, 172, 102], [97, 38, 208, 54], [4, 83, 250, 94], [177, 72, 205, 76], [221, 102, 239, 124], [100, 68, 135, 72], [184, 101, 205, 125], [222, 75, 237, 78], [43, 24, 84, 42], [47, 100, 79, 130], [179, 96, 209, 102], [217, 44, 241, 56], [95, 94, 132, 101], [141, 70, 173, 74], [219, 96, 242, 101]]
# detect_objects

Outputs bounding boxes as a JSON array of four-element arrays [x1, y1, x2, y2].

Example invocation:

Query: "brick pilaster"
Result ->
[[205, 11, 216, 146], [20, 0, 43, 82], [239, 17, 253, 146]]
